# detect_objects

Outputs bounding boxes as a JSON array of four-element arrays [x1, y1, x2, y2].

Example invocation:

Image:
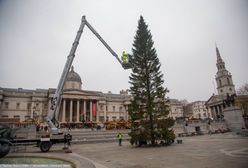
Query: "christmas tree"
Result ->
[[129, 16, 175, 146]]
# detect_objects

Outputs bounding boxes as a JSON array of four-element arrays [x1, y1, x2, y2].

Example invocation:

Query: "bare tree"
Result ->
[[237, 83, 248, 95]]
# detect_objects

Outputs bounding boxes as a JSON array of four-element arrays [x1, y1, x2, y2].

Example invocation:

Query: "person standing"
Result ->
[[122, 51, 127, 64], [117, 132, 123, 146]]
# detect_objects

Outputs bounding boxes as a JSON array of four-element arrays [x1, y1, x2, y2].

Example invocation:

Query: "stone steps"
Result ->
[[72, 138, 129, 144], [69, 129, 130, 144]]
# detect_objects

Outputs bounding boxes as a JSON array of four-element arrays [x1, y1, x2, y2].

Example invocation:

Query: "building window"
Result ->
[[4, 102, 9, 109], [99, 116, 104, 122], [113, 106, 115, 111], [106, 106, 108, 111], [14, 115, 20, 118], [100, 105, 103, 111], [220, 89, 223, 93], [119, 106, 123, 112], [229, 88, 232, 91], [27, 103, 31, 110], [43, 103, 48, 110], [25, 115, 30, 119], [112, 116, 116, 121], [219, 79, 222, 86], [16, 102, 20, 109], [227, 78, 230, 85], [1, 115, 8, 118]]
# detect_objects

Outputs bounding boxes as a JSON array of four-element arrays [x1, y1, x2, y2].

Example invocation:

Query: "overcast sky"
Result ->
[[0, 0, 247, 102]]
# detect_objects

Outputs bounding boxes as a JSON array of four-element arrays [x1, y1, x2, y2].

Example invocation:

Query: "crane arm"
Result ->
[[84, 19, 123, 65], [45, 16, 86, 134]]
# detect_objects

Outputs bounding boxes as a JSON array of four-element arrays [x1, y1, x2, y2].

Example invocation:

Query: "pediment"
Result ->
[[206, 95, 225, 106]]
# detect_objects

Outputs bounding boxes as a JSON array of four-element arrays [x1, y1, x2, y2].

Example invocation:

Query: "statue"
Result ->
[[0, 124, 13, 158], [223, 93, 236, 108]]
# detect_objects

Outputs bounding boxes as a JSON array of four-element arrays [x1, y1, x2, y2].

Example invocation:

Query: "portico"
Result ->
[[60, 98, 97, 123]]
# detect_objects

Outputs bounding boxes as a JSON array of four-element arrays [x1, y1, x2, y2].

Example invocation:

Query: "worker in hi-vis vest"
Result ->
[[122, 51, 127, 64], [117, 132, 123, 146]]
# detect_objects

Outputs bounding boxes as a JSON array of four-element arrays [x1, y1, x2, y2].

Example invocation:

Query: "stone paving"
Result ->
[[7, 132, 248, 168]]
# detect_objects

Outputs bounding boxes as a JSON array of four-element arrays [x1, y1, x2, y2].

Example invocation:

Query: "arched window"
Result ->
[[227, 78, 230, 85], [219, 79, 222, 86]]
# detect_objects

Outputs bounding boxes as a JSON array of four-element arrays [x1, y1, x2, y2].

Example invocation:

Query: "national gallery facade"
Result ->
[[0, 67, 131, 125]]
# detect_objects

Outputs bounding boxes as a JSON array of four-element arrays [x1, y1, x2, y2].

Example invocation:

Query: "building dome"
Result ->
[[64, 66, 82, 90], [66, 66, 82, 83]]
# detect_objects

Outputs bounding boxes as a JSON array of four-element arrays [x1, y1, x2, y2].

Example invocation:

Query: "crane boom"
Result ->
[[84, 19, 123, 65], [46, 16, 130, 135]]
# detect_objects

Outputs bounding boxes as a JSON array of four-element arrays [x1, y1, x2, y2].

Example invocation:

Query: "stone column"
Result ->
[[90, 100, 92, 121], [123, 105, 126, 120], [104, 105, 107, 122], [48, 98, 51, 111], [125, 105, 128, 120], [210, 106, 215, 119], [218, 105, 221, 113], [77, 100, 80, 122], [31, 102, 34, 119], [96, 101, 99, 122], [83, 100, 86, 121], [70, 100, 73, 122], [214, 106, 218, 119], [219, 105, 223, 120], [62, 99, 66, 122]]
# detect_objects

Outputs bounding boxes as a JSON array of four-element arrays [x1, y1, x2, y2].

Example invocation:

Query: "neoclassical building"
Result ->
[[205, 46, 236, 119], [184, 101, 209, 119], [168, 99, 184, 119], [0, 67, 131, 124]]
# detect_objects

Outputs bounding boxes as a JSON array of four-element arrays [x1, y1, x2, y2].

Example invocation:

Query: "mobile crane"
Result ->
[[46, 15, 131, 135], [0, 15, 131, 158]]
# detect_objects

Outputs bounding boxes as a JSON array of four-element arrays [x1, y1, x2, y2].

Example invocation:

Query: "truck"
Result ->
[[0, 15, 131, 158]]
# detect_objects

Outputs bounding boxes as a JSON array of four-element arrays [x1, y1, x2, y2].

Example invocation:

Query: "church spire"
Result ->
[[215, 44, 226, 71], [214, 45, 236, 96], [216, 44, 223, 64]]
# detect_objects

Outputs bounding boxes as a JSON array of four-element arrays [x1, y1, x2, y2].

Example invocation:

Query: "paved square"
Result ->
[[7, 132, 248, 168], [70, 132, 248, 168]]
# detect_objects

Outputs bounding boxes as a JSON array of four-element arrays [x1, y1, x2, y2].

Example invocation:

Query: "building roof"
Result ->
[[66, 66, 82, 83]]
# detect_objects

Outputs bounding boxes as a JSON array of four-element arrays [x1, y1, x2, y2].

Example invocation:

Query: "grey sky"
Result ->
[[0, 0, 247, 102]]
